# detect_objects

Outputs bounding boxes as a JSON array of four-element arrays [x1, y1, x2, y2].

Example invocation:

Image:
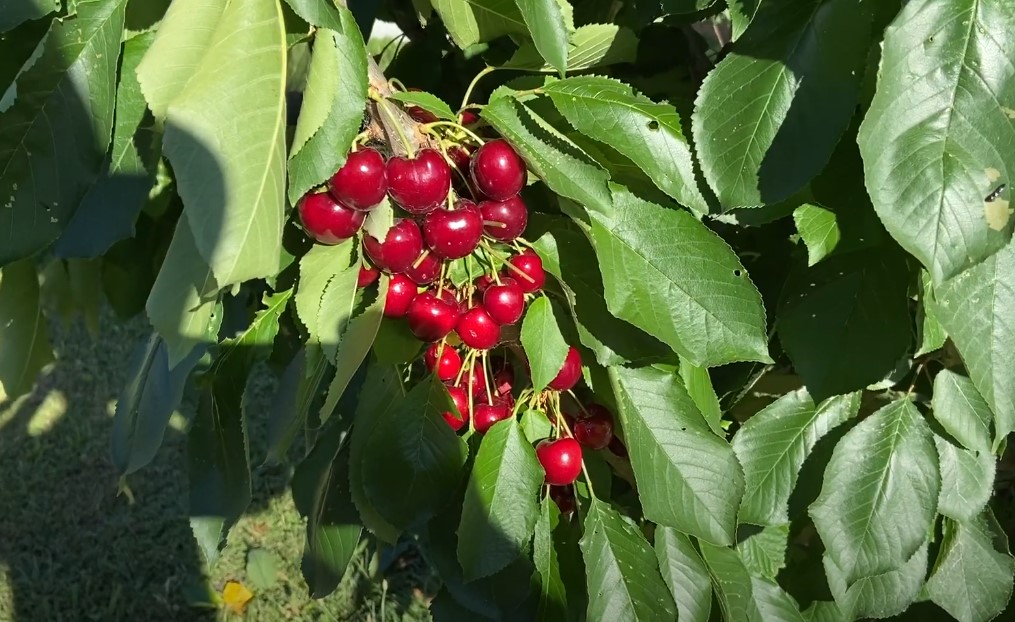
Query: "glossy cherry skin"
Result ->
[[536, 438, 583, 486], [459, 110, 479, 126], [387, 149, 452, 214], [423, 200, 484, 259], [299, 192, 365, 244], [461, 366, 488, 397], [328, 148, 387, 210], [574, 408, 614, 450], [406, 291, 460, 342], [357, 265, 379, 288], [443, 385, 471, 431], [549, 346, 582, 391], [508, 250, 545, 293], [425, 343, 462, 381], [493, 366, 514, 398], [363, 219, 423, 273], [482, 278, 525, 325], [471, 139, 526, 201], [383, 273, 417, 318], [456, 306, 500, 350], [405, 251, 441, 285], [474, 402, 512, 434], [448, 145, 473, 172], [549, 485, 576, 515], [405, 88, 440, 123], [473, 274, 496, 292], [480, 195, 528, 241]]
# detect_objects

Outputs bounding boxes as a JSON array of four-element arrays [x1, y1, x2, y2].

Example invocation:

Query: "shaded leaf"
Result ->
[[514, 0, 569, 73], [431, 0, 527, 49], [265, 346, 329, 464], [738, 523, 789, 580], [931, 369, 993, 455], [520, 295, 569, 392], [0, 0, 59, 33], [916, 270, 947, 357], [699, 541, 761, 622], [823, 541, 928, 620], [935, 435, 994, 522], [679, 358, 723, 436], [282, 0, 344, 31], [387, 90, 456, 121], [655, 527, 712, 622], [0, 260, 53, 401], [533, 497, 568, 621]]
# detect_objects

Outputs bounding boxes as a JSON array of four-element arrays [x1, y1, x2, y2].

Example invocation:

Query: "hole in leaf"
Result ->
[[647, 120, 659, 131], [733, 269, 742, 277]]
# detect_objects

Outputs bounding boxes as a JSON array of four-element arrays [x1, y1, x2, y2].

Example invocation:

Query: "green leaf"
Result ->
[[932, 241, 1015, 446], [265, 346, 329, 465], [926, 514, 1015, 622], [857, 0, 1015, 283], [932, 369, 993, 455], [372, 317, 424, 364], [678, 358, 723, 436], [793, 204, 840, 266], [0, 0, 127, 264], [481, 96, 613, 216], [520, 296, 570, 392], [545, 76, 707, 214], [291, 419, 362, 598], [137, 0, 286, 287], [654, 527, 712, 622], [295, 240, 355, 343], [513, 0, 569, 73], [0, 260, 53, 401], [282, 0, 344, 31], [823, 541, 928, 619], [610, 365, 744, 546], [776, 247, 912, 400], [0, 0, 59, 32], [457, 417, 542, 580], [288, 12, 367, 204], [387, 90, 457, 121], [935, 435, 994, 522], [431, 0, 527, 49], [580, 498, 677, 622], [572, 187, 770, 367], [692, 0, 872, 209], [738, 523, 789, 579], [916, 271, 947, 357], [361, 375, 468, 531], [732, 389, 860, 526], [699, 541, 761, 622], [245, 548, 278, 590], [504, 23, 637, 72], [520, 409, 552, 443], [533, 497, 568, 621], [750, 578, 809, 622], [809, 399, 940, 586]]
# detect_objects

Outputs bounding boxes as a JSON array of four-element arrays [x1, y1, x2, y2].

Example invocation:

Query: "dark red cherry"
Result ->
[[461, 366, 488, 397], [405, 88, 439, 123], [298, 191, 365, 244], [423, 200, 483, 259], [328, 148, 387, 210], [406, 291, 460, 342], [574, 406, 614, 450], [480, 196, 528, 241], [474, 402, 511, 434], [482, 278, 525, 325], [549, 485, 576, 515], [383, 273, 417, 318], [492, 362, 514, 396], [471, 139, 525, 201], [363, 219, 423, 273], [357, 265, 379, 288], [474, 274, 496, 292], [386, 148, 452, 214], [548, 347, 582, 391], [425, 343, 462, 381], [405, 251, 441, 285], [443, 385, 470, 431], [459, 110, 479, 125], [536, 438, 583, 485], [508, 250, 546, 293], [448, 145, 473, 172], [456, 307, 500, 350]]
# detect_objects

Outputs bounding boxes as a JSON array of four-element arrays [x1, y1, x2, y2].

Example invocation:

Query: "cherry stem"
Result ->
[[480, 241, 536, 284], [482, 350, 494, 406], [424, 121, 486, 146], [388, 77, 407, 91], [375, 98, 415, 158], [483, 220, 508, 228], [460, 66, 497, 112], [412, 249, 430, 269], [567, 390, 592, 418]]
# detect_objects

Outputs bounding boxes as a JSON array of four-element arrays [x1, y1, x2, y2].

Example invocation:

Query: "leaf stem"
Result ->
[[460, 66, 497, 111], [423, 121, 486, 146]]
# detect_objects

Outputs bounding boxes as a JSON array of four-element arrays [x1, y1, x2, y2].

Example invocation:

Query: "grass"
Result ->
[[0, 310, 433, 621]]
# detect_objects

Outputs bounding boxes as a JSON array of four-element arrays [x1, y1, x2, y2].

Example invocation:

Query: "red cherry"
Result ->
[[443, 385, 470, 431], [459, 110, 479, 125], [298, 192, 365, 244], [328, 148, 387, 210], [460, 366, 488, 397], [549, 485, 576, 515], [425, 343, 462, 381], [357, 265, 379, 288], [471, 139, 525, 201], [608, 437, 628, 458], [383, 273, 417, 317], [492, 362, 514, 396], [405, 251, 441, 285], [574, 407, 614, 450], [549, 347, 582, 391], [407, 291, 460, 342], [482, 278, 525, 325], [474, 402, 511, 434], [473, 274, 496, 292], [456, 306, 500, 350], [508, 250, 545, 293], [536, 438, 583, 485], [363, 219, 423, 273], [480, 196, 528, 241], [386, 148, 452, 214], [405, 88, 439, 123], [423, 200, 484, 260], [448, 145, 473, 172]]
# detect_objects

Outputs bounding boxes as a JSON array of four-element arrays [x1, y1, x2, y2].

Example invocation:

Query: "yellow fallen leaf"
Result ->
[[222, 580, 254, 614]]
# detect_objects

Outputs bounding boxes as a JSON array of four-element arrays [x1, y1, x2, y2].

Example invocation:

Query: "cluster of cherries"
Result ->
[[296, 96, 620, 508]]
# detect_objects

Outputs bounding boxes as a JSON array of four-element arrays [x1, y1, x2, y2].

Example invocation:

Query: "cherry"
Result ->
[[405, 88, 439, 123], [549, 485, 576, 515], [549, 347, 582, 391], [480, 196, 528, 241], [363, 219, 423, 273], [443, 385, 471, 431], [492, 362, 513, 396], [328, 148, 387, 210], [536, 438, 583, 486], [425, 343, 462, 381], [405, 251, 441, 285], [508, 250, 545, 293], [387, 149, 452, 214], [473, 274, 496, 292], [482, 278, 525, 325], [298, 191, 365, 244], [456, 306, 500, 350], [459, 110, 479, 125], [407, 291, 460, 342], [471, 139, 525, 201], [461, 366, 488, 397], [474, 402, 511, 434], [448, 145, 473, 172], [383, 273, 417, 318], [423, 200, 484, 259], [357, 265, 379, 288], [574, 406, 614, 450]]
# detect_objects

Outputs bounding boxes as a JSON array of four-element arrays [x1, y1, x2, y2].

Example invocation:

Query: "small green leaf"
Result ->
[[823, 541, 928, 619], [431, 0, 527, 49], [932, 369, 993, 455], [738, 523, 789, 579], [504, 23, 637, 72], [520, 296, 570, 392], [533, 497, 568, 621], [282, 0, 344, 31], [698, 541, 761, 622], [387, 90, 457, 121], [520, 409, 552, 443], [0, 260, 54, 401], [793, 204, 840, 266], [936, 435, 994, 522], [513, 0, 569, 73], [678, 358, 723, 436], [654, 527, 712, 622], [295, 240, 355, 343], [245, 549, 279, 590], [751, 578, 809, 622], [916, 270, 948, 357]]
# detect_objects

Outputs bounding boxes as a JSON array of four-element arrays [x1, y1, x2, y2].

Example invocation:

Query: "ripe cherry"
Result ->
[[482, 278, 525, 325], [456, 306, 500, 350], [448, 145, 473, 172], [473, 274, 496, 292], [328, 148, 387, 210], [474, 402, 511, 434], [407, 291, 460, 342], [492, 362, 513, 397], [405, 88, 439, 123], [459, 110, 479, 125], [383, 274, 417, 317], [480, 196, 528, 241], [508, 250, 545, 293], [425, 343, 462, 381], [536, 438, 583, 486], [357, 265, 379, 288], [363, 219, 423, 273], [298, 191, 365, 244], [387, 148, 452, 214], [405, 251, 441, 285], [471, 139, 525, 201], [549, 347, 582, 391], [549, 485, 576, 515], [461, 366, 488, 397], [422, 200, 484, 260], [443, 385, 470, 431], [574, 405, 614, 450]]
